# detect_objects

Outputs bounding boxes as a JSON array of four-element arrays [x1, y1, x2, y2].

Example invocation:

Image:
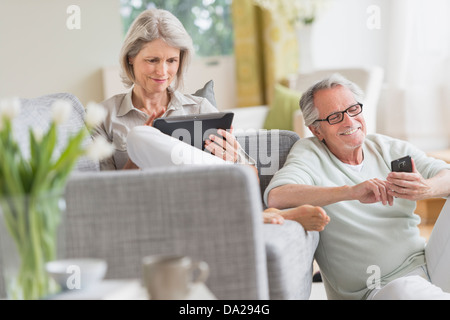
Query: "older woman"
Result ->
[[95, 8, 250, 170], [265, 73, 450, 299]]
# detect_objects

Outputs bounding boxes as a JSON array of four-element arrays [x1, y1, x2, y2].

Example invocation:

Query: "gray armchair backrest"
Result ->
[[13, 93, 99, 172], [0, 166, 268, 300], [235, 130, 300, 205], [64, 165, 268, 300]]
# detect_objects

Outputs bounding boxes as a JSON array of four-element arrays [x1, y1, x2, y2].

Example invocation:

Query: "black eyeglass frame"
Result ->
[[314, 103, 363, 125]]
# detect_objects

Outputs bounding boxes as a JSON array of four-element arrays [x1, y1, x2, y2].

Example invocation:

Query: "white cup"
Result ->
[[142, 254, 209, 300]]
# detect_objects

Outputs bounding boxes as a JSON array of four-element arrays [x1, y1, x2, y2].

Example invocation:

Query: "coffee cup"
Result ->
[[142, 254, 209, 300]]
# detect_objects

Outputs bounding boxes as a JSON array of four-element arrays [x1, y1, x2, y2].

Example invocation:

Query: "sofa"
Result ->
[[0, 92, 319, 300]]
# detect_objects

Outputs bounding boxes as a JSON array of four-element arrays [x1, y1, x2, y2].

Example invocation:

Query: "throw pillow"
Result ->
[[192, 80, 217, 109], [263, 84, 302, 131]]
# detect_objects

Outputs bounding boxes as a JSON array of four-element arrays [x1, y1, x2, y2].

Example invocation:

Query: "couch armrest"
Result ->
[[264, 222, 319, 299], [64, 165, 269, 299]]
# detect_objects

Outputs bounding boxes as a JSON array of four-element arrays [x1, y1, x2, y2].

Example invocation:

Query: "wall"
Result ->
[[184, 55, 237, 110], [312, 0, 390, 72], [0, 0, 123, 106]]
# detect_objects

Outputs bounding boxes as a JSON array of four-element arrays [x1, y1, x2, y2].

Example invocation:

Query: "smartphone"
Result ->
[[391, 155, 413, 173]]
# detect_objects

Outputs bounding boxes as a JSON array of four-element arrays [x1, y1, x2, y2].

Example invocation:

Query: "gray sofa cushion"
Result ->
[[236, 130, 319, 299], [236, 130, 300, 206], [12, 92, 99, 172]]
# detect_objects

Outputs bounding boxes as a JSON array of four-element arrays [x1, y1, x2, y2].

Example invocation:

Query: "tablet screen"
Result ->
[[153, 112, 234, 150]]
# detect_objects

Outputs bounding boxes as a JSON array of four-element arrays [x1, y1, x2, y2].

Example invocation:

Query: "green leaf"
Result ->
[[0, 138, 24, 195], [51, 128, 87, 173], [29, 124, 57, 194]]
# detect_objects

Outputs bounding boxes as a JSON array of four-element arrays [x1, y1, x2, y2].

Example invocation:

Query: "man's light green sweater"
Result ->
[[264, 134, 450, 299]]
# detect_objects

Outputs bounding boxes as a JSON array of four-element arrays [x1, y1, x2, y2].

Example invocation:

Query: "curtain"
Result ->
[[231, 0, 298, 107], [381, 0, 450, 151]]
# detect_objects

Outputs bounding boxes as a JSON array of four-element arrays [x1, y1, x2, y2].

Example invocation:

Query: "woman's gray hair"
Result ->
[[119, 8, 194, 90], [299, 73, 364, 127]]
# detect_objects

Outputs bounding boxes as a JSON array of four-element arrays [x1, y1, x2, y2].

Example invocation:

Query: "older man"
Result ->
[[264, 74, 450, 299]]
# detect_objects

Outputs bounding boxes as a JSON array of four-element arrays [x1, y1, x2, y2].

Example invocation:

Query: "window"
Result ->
[[120, 0, 234, 57]]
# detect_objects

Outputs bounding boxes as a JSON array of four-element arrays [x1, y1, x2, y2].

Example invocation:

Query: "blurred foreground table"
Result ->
[[51, 280, 216, 300]]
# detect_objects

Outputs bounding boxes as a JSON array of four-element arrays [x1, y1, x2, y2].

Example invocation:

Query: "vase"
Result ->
[[0, 189, 66, 300], [295, 24, 315, 73]]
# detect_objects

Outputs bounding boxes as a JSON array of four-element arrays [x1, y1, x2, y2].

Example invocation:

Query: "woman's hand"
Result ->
[[386, 158, 432, 201], [144, 108, 166, 126], [204, 126, 241, 162]]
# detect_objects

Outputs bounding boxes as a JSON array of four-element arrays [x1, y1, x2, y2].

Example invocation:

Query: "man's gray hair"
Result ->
[[299, 73, 365, 127], [119, 8, 194, 90]]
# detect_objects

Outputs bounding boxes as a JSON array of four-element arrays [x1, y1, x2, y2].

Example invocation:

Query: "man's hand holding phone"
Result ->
[[391, 155, 413, 173], [387, 156, 432, 200]]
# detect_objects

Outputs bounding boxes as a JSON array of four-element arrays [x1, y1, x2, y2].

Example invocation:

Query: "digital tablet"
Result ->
[[153, 112, 234, 150]]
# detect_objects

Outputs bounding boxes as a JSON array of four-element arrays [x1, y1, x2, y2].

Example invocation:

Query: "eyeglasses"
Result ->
[[314, 103, 363, 125]]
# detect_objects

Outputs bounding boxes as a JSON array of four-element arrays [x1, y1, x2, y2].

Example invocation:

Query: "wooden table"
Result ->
[[427, 149, 450, 163], [415, 149, 450, 224]]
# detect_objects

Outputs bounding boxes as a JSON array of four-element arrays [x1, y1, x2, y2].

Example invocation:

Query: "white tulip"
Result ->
[[51, 100, 72, 125], [85, 102, 107, 129], [85, 135, 114, 161], [0, 97, 21, 121], [32, 127, 44, 142]]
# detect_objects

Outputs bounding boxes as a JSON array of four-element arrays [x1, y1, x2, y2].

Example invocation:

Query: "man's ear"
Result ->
[[308, 125, 323, 140]]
